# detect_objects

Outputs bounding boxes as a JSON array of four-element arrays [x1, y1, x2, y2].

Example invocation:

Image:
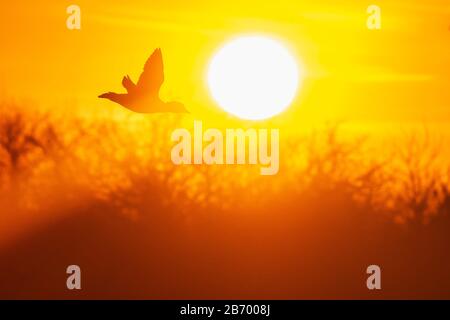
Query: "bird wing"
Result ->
[[122, 75, 136, 93], [136, 48, 164, 94]]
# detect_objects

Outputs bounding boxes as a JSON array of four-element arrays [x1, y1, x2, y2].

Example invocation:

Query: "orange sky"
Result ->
[[1, 0, 449, 125]]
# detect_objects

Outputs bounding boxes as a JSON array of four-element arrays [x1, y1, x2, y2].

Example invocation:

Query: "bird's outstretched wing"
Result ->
[[137, 48, 164, 94], [122, 75, 136, 93]]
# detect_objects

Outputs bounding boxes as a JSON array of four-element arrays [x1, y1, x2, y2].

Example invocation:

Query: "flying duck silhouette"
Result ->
[[99, 48, 188, 114]]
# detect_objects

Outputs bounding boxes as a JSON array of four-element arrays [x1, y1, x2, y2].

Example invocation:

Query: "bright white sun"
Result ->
[[207, 36, 301, 120]]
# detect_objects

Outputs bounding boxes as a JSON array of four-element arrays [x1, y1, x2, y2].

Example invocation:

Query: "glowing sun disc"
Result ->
[[207, 36, 301, 120]]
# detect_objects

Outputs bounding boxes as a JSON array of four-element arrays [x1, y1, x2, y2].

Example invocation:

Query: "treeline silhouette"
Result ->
[[0, 102, 449, 299]]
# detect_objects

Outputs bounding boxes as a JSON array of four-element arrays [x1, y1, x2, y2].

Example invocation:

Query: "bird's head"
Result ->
[[167, 101, 189, 114], [98, 92, 116, 99]]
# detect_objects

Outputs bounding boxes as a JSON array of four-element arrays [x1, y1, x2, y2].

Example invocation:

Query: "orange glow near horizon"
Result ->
[[2, 1, 450, 299]]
